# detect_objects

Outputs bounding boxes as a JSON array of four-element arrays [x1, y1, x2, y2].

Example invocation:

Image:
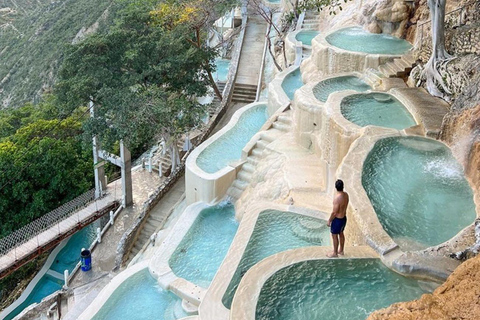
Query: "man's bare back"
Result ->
[[332, 191, 349, 219]]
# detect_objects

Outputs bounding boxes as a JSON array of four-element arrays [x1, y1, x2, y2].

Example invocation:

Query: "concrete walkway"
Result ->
[[236, 13, 267, 86], [71, 168, 163, 286]]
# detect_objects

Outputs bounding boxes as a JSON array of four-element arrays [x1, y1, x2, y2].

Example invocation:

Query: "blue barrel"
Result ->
[[80, 249, 92, 271]]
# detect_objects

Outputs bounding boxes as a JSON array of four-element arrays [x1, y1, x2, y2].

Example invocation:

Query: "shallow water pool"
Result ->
[[362, 136, 476, 250], [313, 76, 371, 102], [169, 203, 239, 287], [222, 210, 330, 309], [326, 27, 412, 55], [281, 68, 304, 100], [2, 224, 98, 320], [295, 30, 319, 46], [213, 59, 230, 82], [340, 93, 416, 129], [196, 104, 268, 174], [91, 269, 186, 320], [256, 259, 427, 320]]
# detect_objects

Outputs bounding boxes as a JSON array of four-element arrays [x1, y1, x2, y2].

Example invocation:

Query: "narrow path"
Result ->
[[235, 13, 267, 86]]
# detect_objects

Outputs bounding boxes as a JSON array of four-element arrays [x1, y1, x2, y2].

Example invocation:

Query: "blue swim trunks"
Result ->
[[331, 217, 347, 234]]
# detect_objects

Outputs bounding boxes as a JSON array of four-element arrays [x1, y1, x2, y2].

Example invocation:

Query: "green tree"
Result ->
[[149, 0, 239, 100], [0, 113, 93, 237], [56, 0, 216, 170]]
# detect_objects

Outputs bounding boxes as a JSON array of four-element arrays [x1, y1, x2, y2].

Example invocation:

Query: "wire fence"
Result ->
[[0, 189, 96, 256]]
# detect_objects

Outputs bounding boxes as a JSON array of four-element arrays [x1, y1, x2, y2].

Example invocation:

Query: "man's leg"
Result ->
[[328, 233, 339, 257], [338, 232, 345, 255]]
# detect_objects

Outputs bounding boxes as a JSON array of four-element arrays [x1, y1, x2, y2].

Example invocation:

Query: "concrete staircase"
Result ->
[[226, 110, 292, 202], [127, 178, 186, 261], [232, 83, 257, 103], [378, 52, 417, 78], [363, 68, 384, 90], [302, 13, 320, 31], [153, 140, 186, 177]]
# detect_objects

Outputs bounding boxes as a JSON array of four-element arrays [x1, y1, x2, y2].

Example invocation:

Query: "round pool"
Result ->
[[313, 76, 371, 102], [295, 30, 319, 46], [362, 136, 476, 250], [326, 27, 412, 55], [340, 93, 416, 130], [222, 210, 330, 309], [256, 259, 427, 320]]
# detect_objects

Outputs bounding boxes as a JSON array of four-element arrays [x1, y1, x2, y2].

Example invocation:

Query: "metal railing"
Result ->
[[418, 0, 479, 49], [0, 189, 96, 256]]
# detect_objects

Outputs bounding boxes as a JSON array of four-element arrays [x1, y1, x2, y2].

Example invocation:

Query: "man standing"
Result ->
[[327, 179, 349, 258]]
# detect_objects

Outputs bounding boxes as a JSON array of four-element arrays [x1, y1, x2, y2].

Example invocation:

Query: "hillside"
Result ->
[[0, 0, 115, 109]]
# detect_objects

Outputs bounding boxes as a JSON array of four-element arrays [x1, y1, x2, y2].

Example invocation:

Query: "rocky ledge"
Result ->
[[367, 254, 480, 320]]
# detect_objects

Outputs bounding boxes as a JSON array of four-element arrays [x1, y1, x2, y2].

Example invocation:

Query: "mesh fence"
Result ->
[[0, 189, 96, 256]]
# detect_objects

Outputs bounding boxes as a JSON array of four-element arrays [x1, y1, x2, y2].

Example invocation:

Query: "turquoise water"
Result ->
[[281, 68, 304, 100], [340, 93, 416, 129], [295, 30, 319, 46], [222, 210, 330, 309], [196, 105, 268, 173], [2, 275, 63, 320], [326, 27, 412, 54], [50, 224, 97, 273], [2, 224, 97, 320], [91, 269, 187, 320], [362, 137, 476, 250], [213, 59, 230, 82], [169, 203, 239, 287], [313, 76, 371, 102], [256, 259, 427, 320]]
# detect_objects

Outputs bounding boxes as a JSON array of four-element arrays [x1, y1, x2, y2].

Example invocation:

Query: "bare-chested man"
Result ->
[[327, 179, 349, 258]]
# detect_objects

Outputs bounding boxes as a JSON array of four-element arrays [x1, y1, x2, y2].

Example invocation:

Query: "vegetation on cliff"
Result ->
[[0, 0, 115, 109], [0, 98, 94, 237]]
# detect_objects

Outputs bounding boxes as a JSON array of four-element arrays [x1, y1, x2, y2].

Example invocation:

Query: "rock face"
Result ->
[[359, 0, 411, 37], [312, 0, 412, 38], [367, 254, 480, 320]]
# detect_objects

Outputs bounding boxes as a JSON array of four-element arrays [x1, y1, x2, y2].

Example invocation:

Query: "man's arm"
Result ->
[[327, 198, 340, 227]]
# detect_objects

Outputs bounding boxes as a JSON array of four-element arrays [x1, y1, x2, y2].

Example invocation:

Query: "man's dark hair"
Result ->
[[335, 179, 344, 191]]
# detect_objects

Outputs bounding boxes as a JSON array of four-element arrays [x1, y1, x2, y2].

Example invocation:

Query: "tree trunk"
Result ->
[[422, 0, 453, 98], [206, 66, 223, 100], [266, 22, 283, 71]]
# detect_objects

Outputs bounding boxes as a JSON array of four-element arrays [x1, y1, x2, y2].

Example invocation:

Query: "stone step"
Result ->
[[246, 157, 259, 166], [232, 96, 256, 103], [277, 114, 292, 125], [233, 179, 249, 191], [395, 58, 411, 70], [261, 132, 276, 143], [233, 87, 257, 94], [378, 64, 394, 77], [226, 186, 243, 200], [272, 121, 290, 132], [237, 170, 252, 182], [251, 148, 263, 158], [242, 162, 256, 173], [234, 83, 257, 90], [255, 140, 269, 150], [403, 53, 416, 65]]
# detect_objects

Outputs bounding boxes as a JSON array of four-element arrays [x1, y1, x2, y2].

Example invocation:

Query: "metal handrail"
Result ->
[[0, 189, 96, 256]]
